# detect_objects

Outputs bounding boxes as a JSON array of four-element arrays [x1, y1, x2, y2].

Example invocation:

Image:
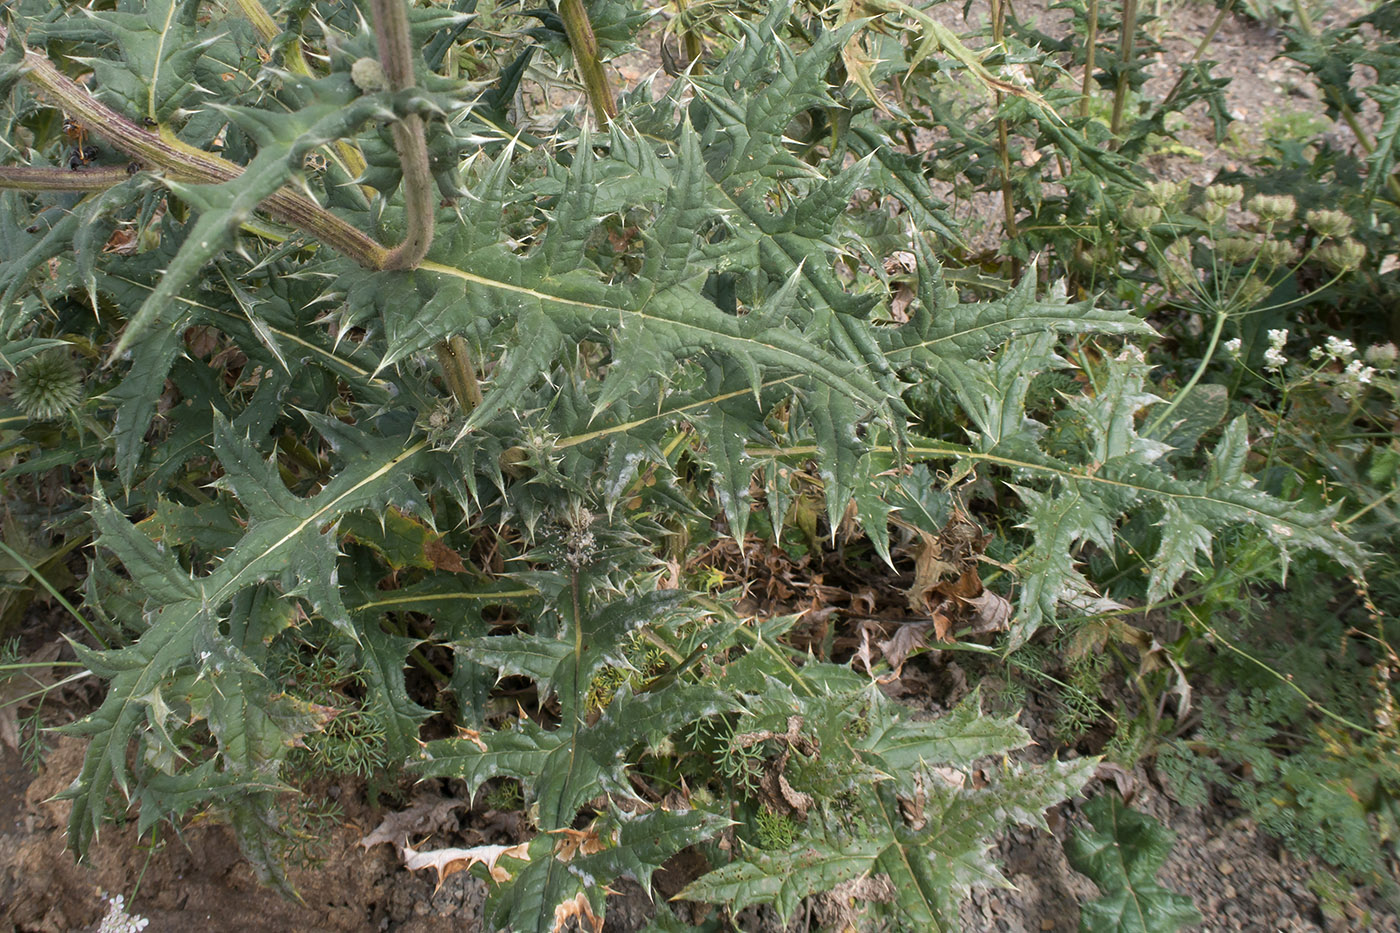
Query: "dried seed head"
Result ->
[[1305, 209, 1353, 240], [1205, 183, 1245, 207], [1194, 200, 1227, 225], [1144, 180, 1187, 207], [1316, 237, 1366, 273], [1121, 204, 1163, 231], [1247, 194, 1296, 224], [1257, 239, 1299, 267], [1214, 235, 1257, 264]]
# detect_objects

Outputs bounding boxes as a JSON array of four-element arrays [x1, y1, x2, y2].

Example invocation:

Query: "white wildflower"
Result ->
[[1324, 335, 1357, 360], [1224, 337, 1242, 356], [1267, 328, 1289, 349], [1263, 346, 1287, 371], [98, 894, 149, 933], [1344, 359, 1375, 384]]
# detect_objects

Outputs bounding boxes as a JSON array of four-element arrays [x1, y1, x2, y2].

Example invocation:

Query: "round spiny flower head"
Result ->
[[11, 351, 83, 421], [1205, 183, 1244, 207], [1247, 194, 1296, 224], [1305, 209, 1354, 240], [1317, 237, 1366, 273]]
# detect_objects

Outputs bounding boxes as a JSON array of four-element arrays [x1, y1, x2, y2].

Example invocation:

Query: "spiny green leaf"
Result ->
[[1066, 795, 1202, 933]]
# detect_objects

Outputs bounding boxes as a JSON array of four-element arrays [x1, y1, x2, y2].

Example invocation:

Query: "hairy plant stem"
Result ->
[[558, 0, 618, 124], [371, 0, 435, 270], [0, 164, 131, 191], [435, 336, 485, 411], [674, 0, 705, 74], [1109, 0, 1139, 141], [0, 22, 392, 267], [990, 0, 1018, 249]]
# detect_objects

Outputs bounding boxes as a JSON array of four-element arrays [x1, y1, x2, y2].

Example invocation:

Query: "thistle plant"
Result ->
[[0, 0, 1373, 928]]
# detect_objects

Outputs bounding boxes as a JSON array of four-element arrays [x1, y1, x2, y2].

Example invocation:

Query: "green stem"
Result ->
[[1109, 0, 1139, 140], [1079, 0, 1098, 120], [558, 0, 618, 124], [371, 0, 436, 270], [1144, 309, 1228, 436], [991, 0, 1019, 254], [0, 540, 106, 649]]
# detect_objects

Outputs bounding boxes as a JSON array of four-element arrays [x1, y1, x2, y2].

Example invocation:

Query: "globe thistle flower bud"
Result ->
[[1316, 237, 1366, 273], [10, 351, 83, 421], [1247, 194, 1296, 224], [1304, 209, 1353, 240], [350, 58, 389, 93]]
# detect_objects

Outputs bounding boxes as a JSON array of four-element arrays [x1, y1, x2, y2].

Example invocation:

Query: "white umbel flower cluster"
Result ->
[[97, 894, 149, 933], [1263, 328, 1289, 372]]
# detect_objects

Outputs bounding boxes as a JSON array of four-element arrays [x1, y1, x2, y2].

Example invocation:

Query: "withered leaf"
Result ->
[[401, 841, 530, 886]]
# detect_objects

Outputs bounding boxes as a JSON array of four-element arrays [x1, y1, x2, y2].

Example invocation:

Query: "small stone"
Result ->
[[1218, 860, 1235, 876], [1041, 918, 1055, 931], [1224, 884, 1237, 899]]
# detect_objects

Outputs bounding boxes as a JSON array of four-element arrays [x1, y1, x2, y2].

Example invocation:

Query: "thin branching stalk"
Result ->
[[558, 0, 618, 124], [371, 0, 435, 270], [0, 23, 392, 267], [1156, 0, 1233, 114], [1109, 0, 1139, 140]]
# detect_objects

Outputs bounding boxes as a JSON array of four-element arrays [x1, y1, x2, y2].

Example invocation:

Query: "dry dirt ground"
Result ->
[[4, 2, 1399, 932]]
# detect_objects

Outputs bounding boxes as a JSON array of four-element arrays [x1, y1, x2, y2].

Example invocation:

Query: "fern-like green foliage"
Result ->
[[1065, 795, 1202, 933]]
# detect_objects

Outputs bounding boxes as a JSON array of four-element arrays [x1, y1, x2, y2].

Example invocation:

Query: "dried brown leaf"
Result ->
[[552, 826, 607, 862], [553, 891, 603, 933], [878, 621, 934, 675], [401, 841, 530, 886], [359, 795, 467, 851], [959, 589, 1011, 635]]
